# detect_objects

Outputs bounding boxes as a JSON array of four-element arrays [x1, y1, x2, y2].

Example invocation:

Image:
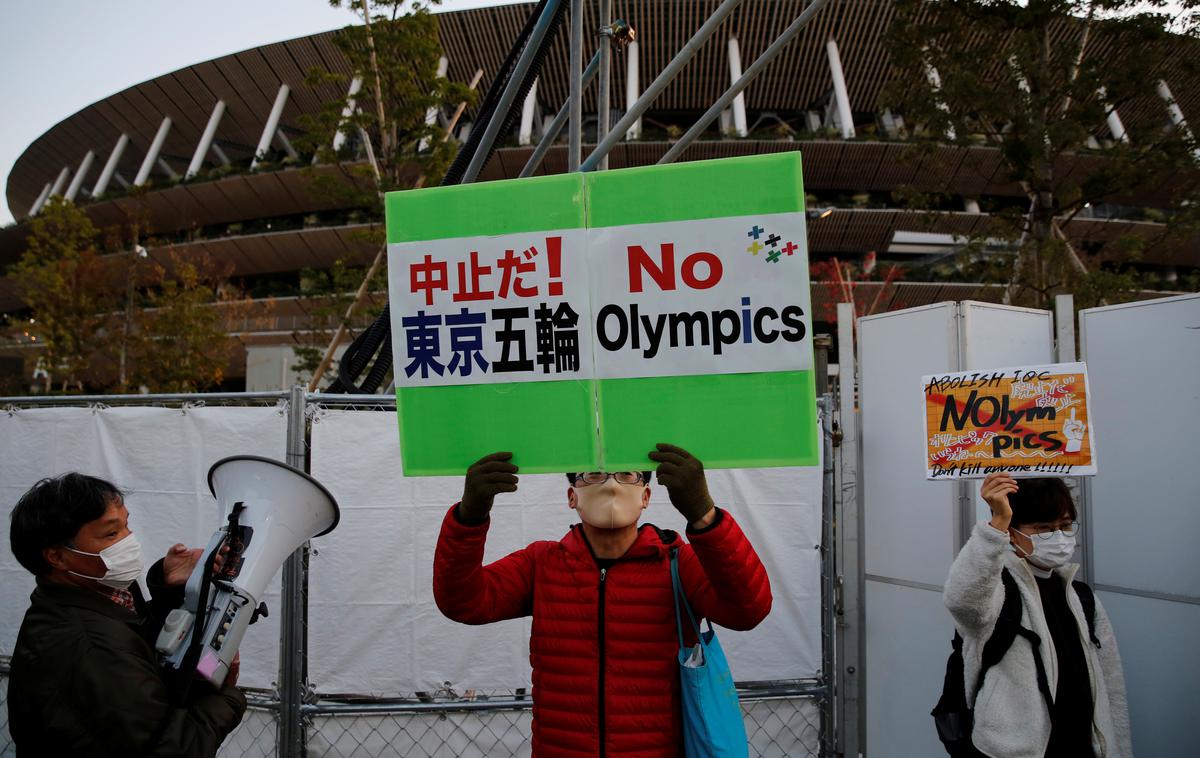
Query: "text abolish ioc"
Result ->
[[595, 243, 807, 359]]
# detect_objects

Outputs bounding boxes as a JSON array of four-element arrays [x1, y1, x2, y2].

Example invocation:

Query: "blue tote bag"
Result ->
[[670, 549, 749, 758]]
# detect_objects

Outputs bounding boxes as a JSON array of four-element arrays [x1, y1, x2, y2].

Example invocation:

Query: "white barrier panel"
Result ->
[[1080, 293, 1200, 756], [859, 301, 1053, 758], [0, 404, 288, 688], [307, 406, 823, 694]]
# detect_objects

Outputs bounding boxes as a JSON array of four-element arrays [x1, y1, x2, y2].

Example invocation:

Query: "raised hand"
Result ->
[[459, 452, 519, 524], [981, 473, 1018, 532], [648, 443, 715, 526]]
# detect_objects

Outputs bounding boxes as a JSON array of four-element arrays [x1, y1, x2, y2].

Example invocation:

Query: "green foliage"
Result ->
[[129, 251, 251, 393], [9, 198, 118, 390], [290, 258, 388, 387], [882, 0, 1200, 308], [296, 0, 473, 213]]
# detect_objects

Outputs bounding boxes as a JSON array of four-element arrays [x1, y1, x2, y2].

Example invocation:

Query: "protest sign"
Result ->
[[922, 362, 1097, 480], [387, 153, 817, 475]]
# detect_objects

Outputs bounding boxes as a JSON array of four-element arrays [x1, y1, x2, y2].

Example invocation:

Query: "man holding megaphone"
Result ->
[[7, 473, 246, 757]]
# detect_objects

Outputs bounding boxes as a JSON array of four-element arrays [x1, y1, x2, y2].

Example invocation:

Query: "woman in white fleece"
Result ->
[[944, 473, 1132, 758]]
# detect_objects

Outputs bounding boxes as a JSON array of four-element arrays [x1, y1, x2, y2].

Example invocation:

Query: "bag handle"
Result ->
[[670, 548, 706, 651]]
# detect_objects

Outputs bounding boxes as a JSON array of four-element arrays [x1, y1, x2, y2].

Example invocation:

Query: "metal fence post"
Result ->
[[819, 395, 837, 758], [278, 385, 309, 757]]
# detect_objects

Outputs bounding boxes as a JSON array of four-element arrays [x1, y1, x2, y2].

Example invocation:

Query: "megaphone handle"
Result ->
[[171, 504, 246, 706]]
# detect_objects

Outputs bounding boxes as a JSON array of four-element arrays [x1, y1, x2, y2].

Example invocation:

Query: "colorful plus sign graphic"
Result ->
[[745, 224, 800, 264]]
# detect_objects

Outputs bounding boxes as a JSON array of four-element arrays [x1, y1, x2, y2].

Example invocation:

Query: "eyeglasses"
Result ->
[[1016, 522, 1079, 540], [573, 472, 645, 487]]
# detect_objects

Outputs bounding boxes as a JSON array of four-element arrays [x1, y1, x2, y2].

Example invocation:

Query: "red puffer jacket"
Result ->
[[433, 505, 772, 758]]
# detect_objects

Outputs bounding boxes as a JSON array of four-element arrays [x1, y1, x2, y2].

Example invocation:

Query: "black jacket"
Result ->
[[8, 561, 246, 757]]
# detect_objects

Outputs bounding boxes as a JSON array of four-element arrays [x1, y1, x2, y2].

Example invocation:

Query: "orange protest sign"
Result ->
[[922, 362, 1097, 480]]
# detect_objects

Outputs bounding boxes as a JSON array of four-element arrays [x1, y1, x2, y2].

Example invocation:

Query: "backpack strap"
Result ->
[[1072, 579, 1101, 648], [973, 569, 1054, 712]]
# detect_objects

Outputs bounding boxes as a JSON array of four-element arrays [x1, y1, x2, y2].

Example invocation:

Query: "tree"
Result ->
[[290, 258, 388, 387], [128, 250, 254, 393], [9, 198, 119, 391], [298, 0, 472, 215], [882, 0, 1200, 309]]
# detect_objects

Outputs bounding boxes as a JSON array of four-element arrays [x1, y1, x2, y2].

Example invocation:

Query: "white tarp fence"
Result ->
[[307, 406, 823, 694], [0, 400, 823, 697], [0, 404, 288, 688]]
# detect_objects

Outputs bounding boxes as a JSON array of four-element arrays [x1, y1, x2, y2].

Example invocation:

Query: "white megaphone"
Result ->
[[157, 455, 339, 688]]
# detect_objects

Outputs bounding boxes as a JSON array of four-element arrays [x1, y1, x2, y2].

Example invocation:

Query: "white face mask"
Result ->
[[572, 478, 646, 530], [1015, 529, 1076, 570], [66, 532, 144, 589]]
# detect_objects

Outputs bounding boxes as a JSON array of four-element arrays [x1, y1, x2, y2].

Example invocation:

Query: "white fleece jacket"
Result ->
[[943, 523, 1133, 758]]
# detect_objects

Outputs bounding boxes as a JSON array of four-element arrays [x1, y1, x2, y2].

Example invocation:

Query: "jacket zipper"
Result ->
[[598, 567, 607, 758]]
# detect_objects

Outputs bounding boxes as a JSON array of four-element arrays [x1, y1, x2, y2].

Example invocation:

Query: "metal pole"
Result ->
[[92, 134, 130, 197], [462, 0, 564, 183], [64, 151, 95, 201], [596, 0, 612, 170], [568, 0, 584, 171], [659, 0, 832, 165], [135, 117, 173, 186], [186, 100, 227, 179], [252, 85, 291, 169], [278, 385, 309, 757], [835, 301, 863, 758], [582, 0, 746, 172], [819, 395, 837, 758], [518, 52, 600, 178]]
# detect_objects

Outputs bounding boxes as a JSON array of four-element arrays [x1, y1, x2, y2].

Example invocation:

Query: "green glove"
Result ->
[[458, 452, 519, 524], [648, 443, 715, 525]]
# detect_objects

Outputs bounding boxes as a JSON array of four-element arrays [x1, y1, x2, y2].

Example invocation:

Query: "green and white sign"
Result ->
[[386, 153, 817, 475]]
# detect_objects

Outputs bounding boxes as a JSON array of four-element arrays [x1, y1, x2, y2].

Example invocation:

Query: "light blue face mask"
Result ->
[[66, 532, 143, 589]]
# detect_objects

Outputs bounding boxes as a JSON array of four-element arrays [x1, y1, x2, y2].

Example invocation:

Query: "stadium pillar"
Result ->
[[28, 182, 53, 217], [625, 40, 641, 140], [186, 100, 227, 179], [253, 84, 291, 169], [724, 37, 744, 136], [48, 166, 71, 199], [924, 64, 956, 140], [135, 117, 173, 186], [727, 37, 748, 137], [92, 134, 130, 197], [418, 57, 449, 152], [1157, 80, 1198, 160], [330, 76, 364, 155], [64, 150, 95, 201], [1098, 87, 1129, 143], [825, 37, 855, 139], [519, 77, 539, 146]]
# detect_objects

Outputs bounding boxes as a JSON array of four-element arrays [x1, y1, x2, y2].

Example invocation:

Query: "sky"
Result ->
[[0, 0, 514, 226]]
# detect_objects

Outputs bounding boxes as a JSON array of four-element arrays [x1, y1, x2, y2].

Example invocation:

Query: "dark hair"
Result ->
[[9, 473, 124, 576], [1008, 478, 1076, 527], [566, 471, 653, 485]]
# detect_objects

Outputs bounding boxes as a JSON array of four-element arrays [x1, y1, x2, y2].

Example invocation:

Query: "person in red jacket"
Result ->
[[433, 443, 772, 758]]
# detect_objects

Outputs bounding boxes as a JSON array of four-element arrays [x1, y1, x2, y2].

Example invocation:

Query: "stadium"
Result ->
[[2, 0, 1197, 390]]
